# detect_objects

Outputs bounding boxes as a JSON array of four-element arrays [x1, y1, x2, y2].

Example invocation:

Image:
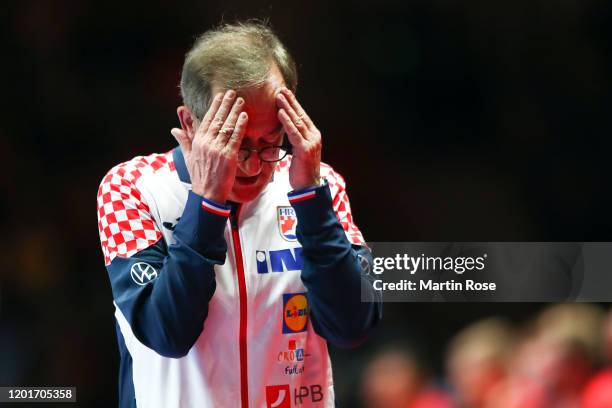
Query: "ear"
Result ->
[[177, 106, 198, 139]]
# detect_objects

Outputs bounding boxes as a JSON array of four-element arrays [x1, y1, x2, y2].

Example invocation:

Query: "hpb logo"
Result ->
[[265, 384, 324, 407], [266, 384, 290, 408], [282, 293, 308, 334]]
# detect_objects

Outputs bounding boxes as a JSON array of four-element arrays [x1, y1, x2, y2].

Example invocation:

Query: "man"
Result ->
[[97, 21, 381, 408]]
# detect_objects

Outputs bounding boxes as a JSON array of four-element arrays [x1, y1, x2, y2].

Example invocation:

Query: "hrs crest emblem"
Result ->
[[277, 206, 297, 242]]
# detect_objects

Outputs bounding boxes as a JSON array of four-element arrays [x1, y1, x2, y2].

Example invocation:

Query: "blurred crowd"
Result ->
[[359, 304, 612, 408]]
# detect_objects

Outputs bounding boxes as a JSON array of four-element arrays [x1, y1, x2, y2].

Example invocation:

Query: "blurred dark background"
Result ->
[[1, 0, 612, 406]]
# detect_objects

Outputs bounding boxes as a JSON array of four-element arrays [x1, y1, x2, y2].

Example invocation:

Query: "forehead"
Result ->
[[212, 65, 286, 135]]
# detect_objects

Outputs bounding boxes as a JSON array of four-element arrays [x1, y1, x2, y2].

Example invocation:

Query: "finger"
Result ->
[[226, 112, 249, 153], [171, 128, 192, 155], [281, 88, 314, 129], [218, 97, 245, 145], [276, 93, 309, 138], [278, 109, 305, 148], [208, 90, 237, 138], [197, 92, 224, 136]]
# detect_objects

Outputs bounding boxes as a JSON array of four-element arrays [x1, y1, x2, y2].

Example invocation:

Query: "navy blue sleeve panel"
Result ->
[[107, 191, 229, 358], [289, 183, 382, 348]]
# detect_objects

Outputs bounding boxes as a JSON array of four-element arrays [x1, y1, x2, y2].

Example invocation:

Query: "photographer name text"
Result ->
[[370, 253, 496, 292], [373, 279, 496, 291]]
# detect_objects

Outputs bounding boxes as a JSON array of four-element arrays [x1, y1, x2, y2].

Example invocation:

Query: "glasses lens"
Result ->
[[259, 146, 280, 162], [260, 147, 284, 162]]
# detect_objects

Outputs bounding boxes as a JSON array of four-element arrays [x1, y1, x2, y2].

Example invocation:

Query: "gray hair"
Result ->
[[180, 21, 298, 120]]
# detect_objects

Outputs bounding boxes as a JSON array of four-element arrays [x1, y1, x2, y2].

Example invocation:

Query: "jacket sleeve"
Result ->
[[97, 169, 230, 358], [288, 168, 382, 348]]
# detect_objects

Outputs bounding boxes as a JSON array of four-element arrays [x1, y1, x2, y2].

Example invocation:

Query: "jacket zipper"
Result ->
[[230, 206, 249, 408]]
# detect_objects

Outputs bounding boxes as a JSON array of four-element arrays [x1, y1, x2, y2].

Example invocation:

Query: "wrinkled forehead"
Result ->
[[211, 65, 286, 135], [239, 85, 279, 131]]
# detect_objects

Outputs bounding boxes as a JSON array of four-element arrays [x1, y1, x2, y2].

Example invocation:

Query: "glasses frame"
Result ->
[[237, 145, 288, 163]]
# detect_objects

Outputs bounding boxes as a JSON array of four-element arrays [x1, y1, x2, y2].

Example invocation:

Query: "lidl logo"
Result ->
[[256, 247, 303, 274], [278, 207, 298, 241], [266, 384, 290, 408], [283, 293, 308, 334]]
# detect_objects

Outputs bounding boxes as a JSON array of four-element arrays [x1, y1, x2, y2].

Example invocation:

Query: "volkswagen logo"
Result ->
[[130, 262, 158, 285]]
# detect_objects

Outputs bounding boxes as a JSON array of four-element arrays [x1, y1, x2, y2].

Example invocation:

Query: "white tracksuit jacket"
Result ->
[[97, 147, 381, 408]]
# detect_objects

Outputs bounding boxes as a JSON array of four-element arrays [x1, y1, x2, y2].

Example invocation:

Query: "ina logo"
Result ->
[[277, 207, 298, 241], [256, 247, 303, 274], [282, 293, 309, 334], [265, 384, 290, 408], [130, 262, 158, 285]]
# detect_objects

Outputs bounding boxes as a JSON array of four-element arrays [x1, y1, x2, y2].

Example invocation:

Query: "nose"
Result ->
[[238, 152, 263, 176]]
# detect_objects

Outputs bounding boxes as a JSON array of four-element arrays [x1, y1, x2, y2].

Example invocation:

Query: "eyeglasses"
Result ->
[[237, 146, 288, 162]]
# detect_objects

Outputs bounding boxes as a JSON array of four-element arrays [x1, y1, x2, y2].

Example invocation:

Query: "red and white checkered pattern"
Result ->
[[279, 213, 297, 238], [277, 156, 365, 245], [274, 154, 292, 173], [97, 152, 174, 265], [320, 163, 366, 246]]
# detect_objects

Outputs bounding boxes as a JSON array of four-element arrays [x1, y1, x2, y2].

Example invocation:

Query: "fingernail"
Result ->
[[236, 97, 243, 105], [227, 90, 236, 97]]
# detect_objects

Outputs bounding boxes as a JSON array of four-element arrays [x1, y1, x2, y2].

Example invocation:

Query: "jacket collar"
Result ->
[[172, 146, 191, 184]]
